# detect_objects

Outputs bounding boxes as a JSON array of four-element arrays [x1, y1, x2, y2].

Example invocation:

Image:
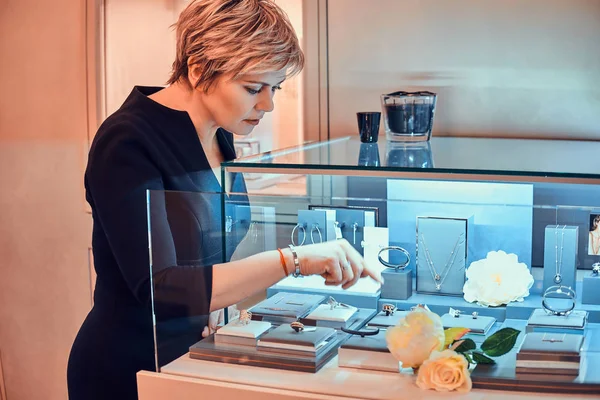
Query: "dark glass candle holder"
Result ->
[[381, 91, 437, 142]]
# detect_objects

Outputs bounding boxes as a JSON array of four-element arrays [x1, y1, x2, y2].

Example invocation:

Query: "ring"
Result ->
[[592, 263, 600, 275], [290, 321, 317, 333], [382, 304, 396, 316], [327, 296, 351, 310], [542, 285, 576, 316], [377, 246, 411, 270], [342, 260, 351, 270], [239, 310, 252, 325], [290, 321, 305, 332]]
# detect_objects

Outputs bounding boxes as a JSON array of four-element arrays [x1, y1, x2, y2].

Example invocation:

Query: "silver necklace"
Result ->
[[419, 233, 463, 291], [554, 225, 566, 284]]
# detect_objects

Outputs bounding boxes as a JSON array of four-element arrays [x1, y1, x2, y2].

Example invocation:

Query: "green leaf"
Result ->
[[472, 351, 496, 365], [481, 328, 520, 357], [453, 338, 477, 353]]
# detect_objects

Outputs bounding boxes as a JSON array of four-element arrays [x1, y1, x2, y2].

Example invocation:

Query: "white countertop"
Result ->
[[160, 354, 594, 400]]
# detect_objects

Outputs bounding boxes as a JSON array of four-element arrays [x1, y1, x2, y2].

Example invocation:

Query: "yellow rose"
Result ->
[[416, 350, 472, 393], [385, 307, 445, 369]]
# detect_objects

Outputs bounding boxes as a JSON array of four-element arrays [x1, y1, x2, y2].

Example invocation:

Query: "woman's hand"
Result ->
[[293, 239, 383, 290]]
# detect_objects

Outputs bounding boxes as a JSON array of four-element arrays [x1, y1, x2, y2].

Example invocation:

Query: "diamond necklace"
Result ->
[[554, 225, 566, 284], [419, 233, 464, 291]]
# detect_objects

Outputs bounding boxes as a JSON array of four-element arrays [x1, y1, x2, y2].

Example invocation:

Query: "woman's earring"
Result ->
[[291, 223, 306, 246], [311, 223, 323, 244]]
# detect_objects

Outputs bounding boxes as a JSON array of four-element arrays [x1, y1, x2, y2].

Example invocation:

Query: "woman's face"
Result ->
[[199, 69, 287, 136]]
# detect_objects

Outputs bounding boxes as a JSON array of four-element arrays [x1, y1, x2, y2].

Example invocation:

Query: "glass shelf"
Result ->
[[223, 136, 600, 181]]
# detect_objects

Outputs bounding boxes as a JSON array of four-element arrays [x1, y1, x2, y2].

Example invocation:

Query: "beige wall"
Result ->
[[104, 0, 178, 116], [327, 0, 600, 140], [0, 1, 92, 399]]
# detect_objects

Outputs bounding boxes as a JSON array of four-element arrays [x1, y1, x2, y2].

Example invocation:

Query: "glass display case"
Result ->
[[148, 136, 600, 395]]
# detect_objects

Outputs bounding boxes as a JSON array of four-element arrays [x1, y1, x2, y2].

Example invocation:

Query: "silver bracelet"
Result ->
[[541, 285, 576, 317], [377, 246, 410, 270], [288, 244, 302, 278]]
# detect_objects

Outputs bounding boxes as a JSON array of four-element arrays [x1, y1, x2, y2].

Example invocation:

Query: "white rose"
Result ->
[[463, 250, 533, 307], [385, 306, 445, 369]]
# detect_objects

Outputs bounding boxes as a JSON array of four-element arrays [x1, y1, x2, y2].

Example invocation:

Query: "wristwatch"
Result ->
[[288, 244, 302, 277]]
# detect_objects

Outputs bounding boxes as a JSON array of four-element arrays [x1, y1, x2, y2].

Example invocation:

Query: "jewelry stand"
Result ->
[[415, 216, 473, 296], [582, 264, 600, 305], [378, 245, 412, 300], [542, 225, 578, 291]]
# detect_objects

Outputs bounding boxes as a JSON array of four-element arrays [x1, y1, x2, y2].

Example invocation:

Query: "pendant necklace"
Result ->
[[554, 225, 566, 284], [420, 233, 464, 291]]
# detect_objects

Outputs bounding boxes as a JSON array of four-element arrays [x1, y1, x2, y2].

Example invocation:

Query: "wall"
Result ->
[[327, 0, 600, 140], [0, 1, 92, 399]]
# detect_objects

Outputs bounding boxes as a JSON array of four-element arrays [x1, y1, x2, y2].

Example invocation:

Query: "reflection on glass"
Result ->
[[385, 141, 434, 168], [588, 214, 600, 255], [357, 143, 381, 167]]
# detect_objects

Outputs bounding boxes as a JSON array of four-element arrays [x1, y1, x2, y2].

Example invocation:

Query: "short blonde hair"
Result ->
[[167, 0, 304, 91]]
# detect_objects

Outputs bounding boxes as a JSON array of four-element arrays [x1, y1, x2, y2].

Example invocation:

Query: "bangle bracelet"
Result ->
[[377, 246, 410, 270], [341, 327, 380, 337], [277, 248, 289, 276], [542, 285, 576, 316], [288, 244, 302, 277]]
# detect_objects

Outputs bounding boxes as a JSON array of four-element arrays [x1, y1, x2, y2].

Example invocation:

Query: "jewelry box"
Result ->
[[416, 216, 474, 296], [257, 324, 337, 354], [303, 303, 358, 329], [249, 292, 326, 324], [440, 312, 496, 335], [214, 320, 272, 347], [367, 310, 408, 328], [516, 332, 584, 376], [338, 331, 399, 372]]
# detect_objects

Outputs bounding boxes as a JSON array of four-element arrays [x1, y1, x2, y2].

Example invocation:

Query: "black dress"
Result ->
[[67, 86, 249, 400]]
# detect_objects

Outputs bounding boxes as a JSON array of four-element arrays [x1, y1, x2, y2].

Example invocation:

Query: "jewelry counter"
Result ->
[[142, 136, 600, 398]]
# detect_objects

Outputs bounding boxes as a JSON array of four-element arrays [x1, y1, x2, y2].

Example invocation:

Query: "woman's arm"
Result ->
[[210, 240, 383, 312], [210, 248, 292, 312]]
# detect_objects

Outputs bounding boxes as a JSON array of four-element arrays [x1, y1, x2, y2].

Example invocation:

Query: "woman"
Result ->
[[67, 1, 382, 399], [589, 215, 600, 255]]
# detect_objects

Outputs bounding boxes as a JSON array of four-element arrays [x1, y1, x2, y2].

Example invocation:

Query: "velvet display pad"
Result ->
[[215, 320, 272, 338], [249, 292, 326, 318], [367, 311, 408, 328], [341, 331, 390, 353], [518, 332, 584, 356], [305, 304, 358, 322], [527, 309, 588, 328], [441, 313, 496, 334], [258, 324, 336, 348]]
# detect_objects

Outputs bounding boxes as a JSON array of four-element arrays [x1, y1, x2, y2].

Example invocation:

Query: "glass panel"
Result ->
[[147, 179, 600, 394], [224, 136, 600, 179]]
